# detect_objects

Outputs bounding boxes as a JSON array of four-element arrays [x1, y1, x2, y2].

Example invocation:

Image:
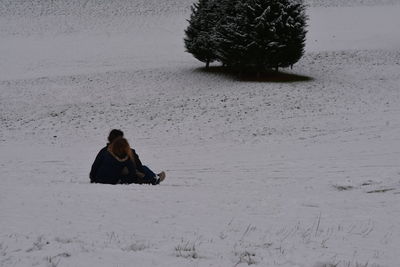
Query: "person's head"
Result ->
[[109, 137, 132, 159], [108, 129, 124, 143]]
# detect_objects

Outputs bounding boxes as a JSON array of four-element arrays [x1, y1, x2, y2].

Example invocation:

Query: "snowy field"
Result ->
[[1, 0, 400, 266]]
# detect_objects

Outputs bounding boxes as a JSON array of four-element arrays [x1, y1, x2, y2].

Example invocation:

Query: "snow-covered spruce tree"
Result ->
[[184, 0, 221, 68], [215, 0, 307, 72], [212, 0, 241, 67]]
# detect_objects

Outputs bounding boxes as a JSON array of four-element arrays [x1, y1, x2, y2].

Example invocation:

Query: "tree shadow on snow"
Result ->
[[195, 66, 314, 83]]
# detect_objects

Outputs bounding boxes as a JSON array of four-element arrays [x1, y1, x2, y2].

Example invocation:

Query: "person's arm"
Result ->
[[131, 149, 144, 171], [89, 147, 106, 182], [120, 159, 139, 184]]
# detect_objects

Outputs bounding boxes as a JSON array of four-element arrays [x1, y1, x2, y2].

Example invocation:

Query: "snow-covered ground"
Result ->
[[1, 0, 400, 266]]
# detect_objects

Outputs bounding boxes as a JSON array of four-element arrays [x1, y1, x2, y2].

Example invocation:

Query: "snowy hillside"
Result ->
[[1, 0, 400, 266], [0, 0, 398, 18]]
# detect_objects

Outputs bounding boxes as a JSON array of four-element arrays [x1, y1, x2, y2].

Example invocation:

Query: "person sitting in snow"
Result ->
[[90, 129, 165, 185]]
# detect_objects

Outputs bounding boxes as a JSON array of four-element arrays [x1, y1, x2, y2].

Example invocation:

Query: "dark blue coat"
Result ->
[[90, 148, 138, 185], [90, 146, 108, 182], [90, 145, 143, 183]]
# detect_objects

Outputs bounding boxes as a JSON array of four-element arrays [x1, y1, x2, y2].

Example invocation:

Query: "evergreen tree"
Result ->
[[215, 0, 307, 72], [213, 0, 241, 66], [184, 0, 220, 68]]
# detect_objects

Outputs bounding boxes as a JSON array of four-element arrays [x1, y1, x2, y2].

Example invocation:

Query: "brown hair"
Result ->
[[108, 137, 133, 160]]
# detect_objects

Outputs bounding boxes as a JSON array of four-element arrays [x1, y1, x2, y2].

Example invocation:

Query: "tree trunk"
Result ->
[[206, 60, 210, 69]]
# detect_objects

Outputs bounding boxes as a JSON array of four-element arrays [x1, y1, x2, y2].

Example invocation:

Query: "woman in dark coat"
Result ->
[[92, 137, 139, 184], [90, 129, 165, 185]]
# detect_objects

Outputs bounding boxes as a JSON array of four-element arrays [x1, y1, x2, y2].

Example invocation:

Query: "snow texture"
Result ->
[[1, 0, 400, 266]]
